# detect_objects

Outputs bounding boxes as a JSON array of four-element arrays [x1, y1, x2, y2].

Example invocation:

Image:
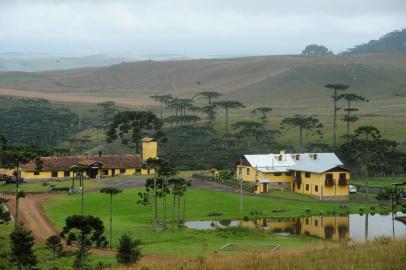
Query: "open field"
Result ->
[[43, 188, 391, 256], [351, 177, 406, 188], [1, 54, 406, 115], [119, 238, 406, 270]]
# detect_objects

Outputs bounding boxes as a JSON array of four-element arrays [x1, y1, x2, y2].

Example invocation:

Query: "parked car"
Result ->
[[349, 185, 357, 193]]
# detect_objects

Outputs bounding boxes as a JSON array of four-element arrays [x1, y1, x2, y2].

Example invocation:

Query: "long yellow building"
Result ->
[[7, 137, 157, 180], [236, 151, 351, 200]]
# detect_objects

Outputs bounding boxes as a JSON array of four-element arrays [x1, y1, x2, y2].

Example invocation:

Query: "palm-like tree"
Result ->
[[281, 115, 323, 147], [100, 187, 123, 248], [214, 101, 245, 134], [337, 93, 368, 139], [0, 134, 7, 150], [197, 91, 222, 105], [0, 146, 39, 227], [150, 94, 173, 121], [325, 84, 350, 146], [252, 107, 272, 126]]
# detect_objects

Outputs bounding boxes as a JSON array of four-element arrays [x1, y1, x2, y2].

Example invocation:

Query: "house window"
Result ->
[[64, 171, 70, 177], [51, 171, 58, 177], [238, 167, 242, 175], [274, 172, 282, 176], [306, 184, 309, 191], [120, 168, 126, 174], [34, 171, 40, 176], [246, 168, 250, 175], [305, 218, 309, 225], [326, 173, 333, 180], [315, 220, 318, 226], [286, 172, 293, 176], [305, 172, 311, 178], [103, 169, 109, 175], [315, 185, 319, 192], [339, 173, 346, 180], [136, 168, 141, 173]]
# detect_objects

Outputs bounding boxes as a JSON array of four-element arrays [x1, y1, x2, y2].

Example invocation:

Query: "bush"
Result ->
[[359, 208, 364, 213], [305, 208, 311, 214], [376, 192, 390, 201], [370, 206, 376, 211], [208, 212, 223, 217], [218, 170, 233, 181], [117, 233, 142, 267]]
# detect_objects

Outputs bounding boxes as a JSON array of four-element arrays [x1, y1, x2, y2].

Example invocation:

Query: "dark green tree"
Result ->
[[0, 146, 40, 227], [107, 111, 161, 154], [325, 84, 350, 146], [214, 101, 245, 134], [60, 215, 108, 269], [150, 94, 173, 121], [116, 233, 142, 267], [97, 101, 117, 134], [0, 134, 7, 150], [100, 187, 122, 248], [46, 235, 63, 269], [337, 93, 368, 139], [281, 115, 323, 147], [0, 197, 11, 224], [302, 44, 333, 55], [197, 91, 222, 105], [169, 177, 187, 230], [252, 107, 273, 126], [200, 105, 217, 125], [9, 224, 37, 270]]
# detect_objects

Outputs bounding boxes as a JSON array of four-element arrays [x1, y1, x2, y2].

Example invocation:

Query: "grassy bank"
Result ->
[[124, 238, 406, 270], [44, 188, 390, 255]]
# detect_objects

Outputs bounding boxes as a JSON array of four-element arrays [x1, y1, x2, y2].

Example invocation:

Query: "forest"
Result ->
[[1, 87, 405, 177]]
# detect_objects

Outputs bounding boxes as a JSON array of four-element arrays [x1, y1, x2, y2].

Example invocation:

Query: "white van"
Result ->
[[349, 185, 357, 193]]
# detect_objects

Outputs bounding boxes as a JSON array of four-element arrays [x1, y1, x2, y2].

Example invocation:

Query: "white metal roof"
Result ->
[[243, 152, 343, 173]]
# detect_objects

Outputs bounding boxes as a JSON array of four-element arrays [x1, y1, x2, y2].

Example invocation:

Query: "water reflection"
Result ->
[[185, 212, 406, 241]]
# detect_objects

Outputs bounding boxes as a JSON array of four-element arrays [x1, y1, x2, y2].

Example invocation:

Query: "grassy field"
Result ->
[[351, 177, 406, 188], [125, 238, 406, 270], [0, 179, 103, 193], [43, 188, 391, 256]]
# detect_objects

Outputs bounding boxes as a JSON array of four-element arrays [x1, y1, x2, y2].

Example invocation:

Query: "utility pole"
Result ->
[[240, 176, 243, 212]]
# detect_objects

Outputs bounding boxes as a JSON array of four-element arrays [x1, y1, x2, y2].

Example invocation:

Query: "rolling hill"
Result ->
[[0, 53, 405, 116]]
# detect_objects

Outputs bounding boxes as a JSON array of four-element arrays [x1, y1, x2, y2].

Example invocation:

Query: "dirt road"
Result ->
[[5, 193, 59, 243]]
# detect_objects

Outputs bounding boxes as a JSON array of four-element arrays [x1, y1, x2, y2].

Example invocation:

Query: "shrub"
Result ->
[[376, 192, 390, 201], [243, 216, 249, 222], [208, 212, 223, 217], [117, 233, 142, 267], [370, 206, 376, 211], [218, 170, 233, 181], [305, 208, 311, 214], [359, 208, 364, 213]]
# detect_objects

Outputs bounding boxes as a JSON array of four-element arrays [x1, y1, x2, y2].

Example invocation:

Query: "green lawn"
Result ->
[[44, 188, 388, 256], [351, 177, 405, 188], [0, 179, 103, 193]]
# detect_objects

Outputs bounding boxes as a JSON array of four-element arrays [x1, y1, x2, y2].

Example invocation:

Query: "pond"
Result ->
[[185, 212, 406, 242]]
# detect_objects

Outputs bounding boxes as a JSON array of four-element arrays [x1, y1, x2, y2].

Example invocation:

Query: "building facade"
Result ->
[[236, 151, 350, 200], [6, 138, 158, 180]]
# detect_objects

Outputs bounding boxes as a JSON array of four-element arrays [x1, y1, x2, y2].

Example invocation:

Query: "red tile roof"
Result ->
[[21, 155, 144, 172]]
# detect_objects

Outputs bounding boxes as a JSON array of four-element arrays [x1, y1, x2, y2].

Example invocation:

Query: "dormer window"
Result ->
[[278, 155, 283, 161], [295, 154, 300, 160]]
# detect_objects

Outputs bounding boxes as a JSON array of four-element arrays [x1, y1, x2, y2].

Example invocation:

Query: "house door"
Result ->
[[112, 169, 116, 176], [262, 183, 268, 192]]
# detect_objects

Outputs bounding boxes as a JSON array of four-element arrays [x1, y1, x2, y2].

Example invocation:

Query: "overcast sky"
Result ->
[[0, 0, 405, 57]]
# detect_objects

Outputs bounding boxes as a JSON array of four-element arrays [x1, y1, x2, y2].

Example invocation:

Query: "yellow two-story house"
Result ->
[[236, 151, 351, 200]]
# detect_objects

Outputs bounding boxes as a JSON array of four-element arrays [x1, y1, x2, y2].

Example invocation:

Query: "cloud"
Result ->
[[0, 0, 405, 56]]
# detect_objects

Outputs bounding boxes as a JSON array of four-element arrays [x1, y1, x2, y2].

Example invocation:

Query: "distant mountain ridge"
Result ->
[[345, 28, 406, 54]]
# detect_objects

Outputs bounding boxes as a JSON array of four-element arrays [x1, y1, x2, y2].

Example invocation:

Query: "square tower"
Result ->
[[141, 137, 157, 161]]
